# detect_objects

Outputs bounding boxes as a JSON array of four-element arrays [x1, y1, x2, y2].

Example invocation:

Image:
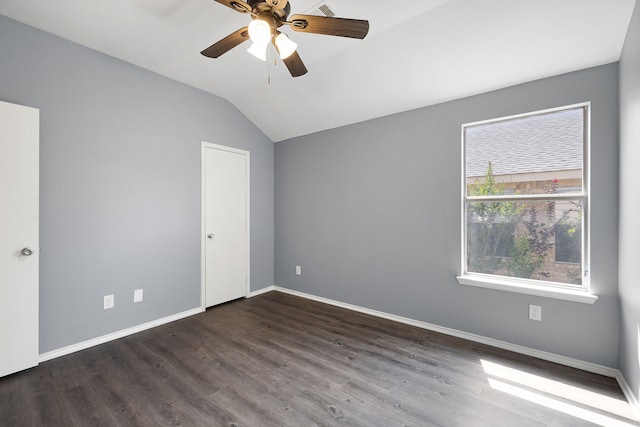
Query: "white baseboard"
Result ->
[[247, 285, 275, 298], [273, 286, 619, 378], [616, 371, 640, 420], [38, 307, 204, 363]]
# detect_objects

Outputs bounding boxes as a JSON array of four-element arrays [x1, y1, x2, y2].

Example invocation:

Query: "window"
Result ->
[[457, 104, 594, 303]]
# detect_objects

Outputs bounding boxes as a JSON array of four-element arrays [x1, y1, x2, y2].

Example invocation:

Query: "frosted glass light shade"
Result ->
[[275, 33, 297, 59], [248, 19, 271, 44], [247, 41, 268, 61]]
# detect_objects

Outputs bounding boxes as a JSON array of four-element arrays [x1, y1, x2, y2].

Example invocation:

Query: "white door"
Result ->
[[202, 143, 249, 308], [0, 100, 39, 377]]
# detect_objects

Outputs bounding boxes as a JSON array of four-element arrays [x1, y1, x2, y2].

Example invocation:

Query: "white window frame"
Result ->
[[456, 103, 597, 304]]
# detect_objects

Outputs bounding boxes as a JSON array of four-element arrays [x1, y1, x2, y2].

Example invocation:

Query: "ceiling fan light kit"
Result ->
[[246, 40, 268, 60], [247, 18, 271, 44], [201, 0, 369, 77], [274, 33, 297, 59], [246, 18, 271, 60]]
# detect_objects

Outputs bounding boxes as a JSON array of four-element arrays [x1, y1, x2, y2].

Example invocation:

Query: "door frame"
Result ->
[[200, 141, 250, 310]]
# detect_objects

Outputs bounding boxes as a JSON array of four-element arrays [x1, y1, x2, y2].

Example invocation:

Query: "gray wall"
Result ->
[[619, 1, 640, 403], [275, 63, 620, 367], [0, 16, 274, 353], [0, 12, 626, 371]]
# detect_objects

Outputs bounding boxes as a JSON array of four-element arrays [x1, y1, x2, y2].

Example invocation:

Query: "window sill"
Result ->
[[456, 274, 598, 304]]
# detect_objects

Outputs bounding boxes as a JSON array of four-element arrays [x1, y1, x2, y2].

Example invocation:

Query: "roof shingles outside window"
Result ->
[[465, 108, 583, 179]]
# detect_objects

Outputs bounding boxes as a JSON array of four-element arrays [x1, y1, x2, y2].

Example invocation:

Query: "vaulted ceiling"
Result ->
[[0, 0, 636, 141]]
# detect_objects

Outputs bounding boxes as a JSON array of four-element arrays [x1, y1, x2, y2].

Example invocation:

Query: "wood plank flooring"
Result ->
[[0, 291, 637, 426]]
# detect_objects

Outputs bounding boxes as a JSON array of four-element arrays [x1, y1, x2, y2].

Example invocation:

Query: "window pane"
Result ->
[[467, 199, 583, 285], [465, 107, 584, 197], [555, 222, 581, 264], [469, 222, 515, 258]]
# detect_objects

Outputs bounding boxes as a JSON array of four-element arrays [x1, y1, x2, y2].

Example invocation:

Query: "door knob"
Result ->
[[21, 247, 34, 256], [207, 233, 215, 239]]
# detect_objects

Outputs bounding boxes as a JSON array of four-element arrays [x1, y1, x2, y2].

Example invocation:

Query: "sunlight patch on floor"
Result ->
[[481, 359, 638, 426]]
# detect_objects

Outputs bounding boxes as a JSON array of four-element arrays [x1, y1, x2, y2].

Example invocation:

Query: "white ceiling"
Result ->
[[0, 0, 636, 141]]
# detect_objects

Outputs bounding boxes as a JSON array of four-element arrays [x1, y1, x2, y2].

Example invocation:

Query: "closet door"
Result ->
[[202, 143, 249, 308]]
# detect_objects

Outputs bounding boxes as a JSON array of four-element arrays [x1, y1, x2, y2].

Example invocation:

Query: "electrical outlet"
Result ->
[[134, 289, 143, 303], [103, 294, 114, 310], [528, 304, 542, 321], [295, 265, 301, 276]]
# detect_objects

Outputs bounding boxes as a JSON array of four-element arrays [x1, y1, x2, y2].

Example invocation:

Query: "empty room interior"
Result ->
[[1, 0, 640, 425]]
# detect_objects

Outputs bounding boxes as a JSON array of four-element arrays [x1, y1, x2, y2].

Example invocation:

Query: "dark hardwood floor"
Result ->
[[0, 291, 637, 426]]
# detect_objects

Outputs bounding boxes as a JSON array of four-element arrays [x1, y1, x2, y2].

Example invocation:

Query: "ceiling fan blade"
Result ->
[[282, 51, 308, 77], [265, 0, 288, 9], [213, 0, 251, 14], [288, 14, 369, 39], [201, 27, 250, 58]]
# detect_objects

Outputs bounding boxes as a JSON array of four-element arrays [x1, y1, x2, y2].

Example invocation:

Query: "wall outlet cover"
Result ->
[[295, 265, 301, 276], [134, 289, 143, 303], [103, 294, 114, 310], [528, 304, 542, 321]]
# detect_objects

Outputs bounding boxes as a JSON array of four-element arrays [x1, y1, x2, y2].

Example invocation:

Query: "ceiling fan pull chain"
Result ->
[[267, 47, 272, 84], [269, 54, 278, 84]]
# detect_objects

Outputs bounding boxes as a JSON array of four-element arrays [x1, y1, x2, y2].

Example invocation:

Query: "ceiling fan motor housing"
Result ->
[[248, 0, 290, 26]]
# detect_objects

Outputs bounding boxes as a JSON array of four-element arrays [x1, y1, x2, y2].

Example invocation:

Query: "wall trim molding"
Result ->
[[248, 285, 275, 298], [273, 286, 618, 378], [616, 370, 640, 420], [38, 307, 204, 363]]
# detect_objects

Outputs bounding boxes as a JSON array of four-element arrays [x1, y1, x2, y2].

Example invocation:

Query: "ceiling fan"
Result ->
[[201, 0, 369, 77]]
